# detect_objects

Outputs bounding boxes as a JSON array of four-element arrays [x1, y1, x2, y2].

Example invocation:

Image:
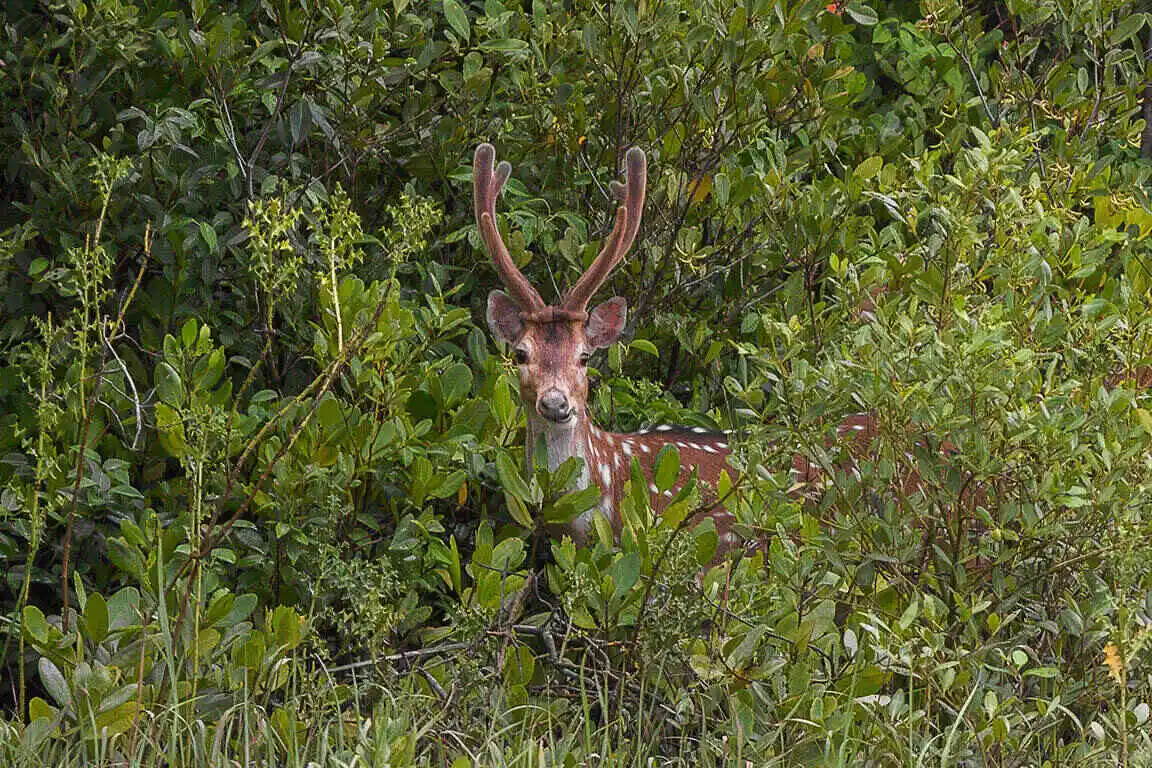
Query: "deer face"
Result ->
[[474, 142, 644, 432], [486, 293, 627, 428]]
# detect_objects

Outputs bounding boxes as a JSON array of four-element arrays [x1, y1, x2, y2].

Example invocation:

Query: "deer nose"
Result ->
[[538, 390, 572, 423]]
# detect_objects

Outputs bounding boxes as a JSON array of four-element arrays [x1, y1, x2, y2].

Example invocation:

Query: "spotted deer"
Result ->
[[474, 143, 741, 551]]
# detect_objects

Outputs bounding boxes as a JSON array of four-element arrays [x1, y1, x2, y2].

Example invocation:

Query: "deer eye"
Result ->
[[578, 352, 591, 366], [514, 348, 529, 365]]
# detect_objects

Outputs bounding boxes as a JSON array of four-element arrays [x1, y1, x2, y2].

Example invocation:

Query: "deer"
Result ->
[[474, 143, 744, 554]]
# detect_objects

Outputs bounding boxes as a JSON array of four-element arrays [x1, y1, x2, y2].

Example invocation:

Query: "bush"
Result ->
[[1, 0, 1151, 764]]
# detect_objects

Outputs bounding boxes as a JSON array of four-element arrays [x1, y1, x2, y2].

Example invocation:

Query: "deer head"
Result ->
[[475, 144, 646, 435]]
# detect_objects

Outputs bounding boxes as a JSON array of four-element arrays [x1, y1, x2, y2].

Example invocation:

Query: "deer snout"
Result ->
[[537, 389, 573, 424]]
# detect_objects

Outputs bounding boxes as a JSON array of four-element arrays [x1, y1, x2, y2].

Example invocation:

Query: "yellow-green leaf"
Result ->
[[854, 155, 883, 180], [84, 592, 109, 645]]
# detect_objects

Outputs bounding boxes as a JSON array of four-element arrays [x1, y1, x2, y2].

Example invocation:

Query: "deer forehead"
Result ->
[[520, 320, 589, 358]]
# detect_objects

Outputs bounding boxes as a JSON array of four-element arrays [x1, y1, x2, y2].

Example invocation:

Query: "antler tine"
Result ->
[[474, 143, 545, 311], [562, 147, 647, 312]]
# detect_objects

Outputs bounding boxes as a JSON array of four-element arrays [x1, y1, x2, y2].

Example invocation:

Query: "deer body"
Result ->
[[474, 144, 739, 552], [529, 415, 734, 546]]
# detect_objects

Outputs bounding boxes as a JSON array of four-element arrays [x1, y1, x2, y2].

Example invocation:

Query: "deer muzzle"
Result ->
[[537, 389, 574, 424]]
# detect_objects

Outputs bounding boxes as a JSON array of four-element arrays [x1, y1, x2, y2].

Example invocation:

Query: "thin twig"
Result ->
[[326, 642, 470, 673]]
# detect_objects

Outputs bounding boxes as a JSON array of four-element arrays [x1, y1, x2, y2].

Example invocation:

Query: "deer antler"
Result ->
[[561, 147, 646, 313], [474, 143, 545, 312]]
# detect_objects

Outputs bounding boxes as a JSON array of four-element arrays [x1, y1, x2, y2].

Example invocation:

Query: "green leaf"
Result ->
[[506, 493, 534, 528], [111, 484, 145, 500], [898, 598, 919, 630], [1111, 13, 1145, 44], [610, 552, 641, 598], [199, 221, 218, 253], [154, 402, 188, 458], [181, 318, 198, 349], [28, 697, 55, 723], [727, 625, 766, 668], [271, 605, 304, 650], [250, 389, 278, 404], [29, 257, 49, 277], [1136, 408, 1152, 436], [430, 469, 467, 499], [107, 587, 140, 630], [84, 592, 109, 644], [593, 510, 615, 548], [440, 362, 473, 407], [502, 645, 535, 686], [94, 700, 140, 737], [727, 6, 746, 35], [443, 0, 470, 41], [479, 38, 528, 52], [155, 362, 184, 406], [545, 485, 600, 523], [39, 658, 71, 708], [854, 155, 883, 180], [629, 339, 659, 357], [654, 444, 680, 492], [22, 605, 48, 644], [629, 457, 649, 515], [491, 537, 525, 571], [72, 571, 86, 613], [223, 593, 258, 627], [406, 390, 438, 421], [496, 452, 533, 502], [844, 4, 878, 25], [205, 592, 236, 627], [316, 395, 343, 431]]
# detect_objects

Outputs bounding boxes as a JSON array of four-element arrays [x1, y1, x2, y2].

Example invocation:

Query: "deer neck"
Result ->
[[525, 412, 594, 489], [526, 411, 618, 544]]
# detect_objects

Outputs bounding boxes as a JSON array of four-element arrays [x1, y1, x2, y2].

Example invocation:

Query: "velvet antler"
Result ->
[[474, 143, 545, 311]]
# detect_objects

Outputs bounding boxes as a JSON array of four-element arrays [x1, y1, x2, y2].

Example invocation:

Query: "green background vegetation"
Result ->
[[2, 0, 1152, 764]]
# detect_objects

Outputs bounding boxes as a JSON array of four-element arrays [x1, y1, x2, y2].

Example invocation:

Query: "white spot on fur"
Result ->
[[688, 443, 701, 450], [657, 424, 672, 431], [599, 464, 612, 489], [692, 427, 706, 433], [613, 453, 620, 469], [640, 444, 650, 453], [622, 442, 633, 456], [702, 445, 717, 454], [649, 483, 658, 494], [676, 441, 687, 448], [716, 442, 728, 450], [663, 490, 672, 498]]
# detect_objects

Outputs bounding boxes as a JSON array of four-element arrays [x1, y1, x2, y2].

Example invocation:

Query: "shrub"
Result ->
[[1, 0, 1151, 764]]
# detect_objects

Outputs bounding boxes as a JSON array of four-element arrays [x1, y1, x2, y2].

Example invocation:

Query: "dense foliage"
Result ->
[[2, 0, 1152, 764]]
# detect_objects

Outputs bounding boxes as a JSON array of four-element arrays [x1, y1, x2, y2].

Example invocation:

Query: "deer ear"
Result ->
[[586, 297, 627, 348], [487, 290, 524, 345]]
